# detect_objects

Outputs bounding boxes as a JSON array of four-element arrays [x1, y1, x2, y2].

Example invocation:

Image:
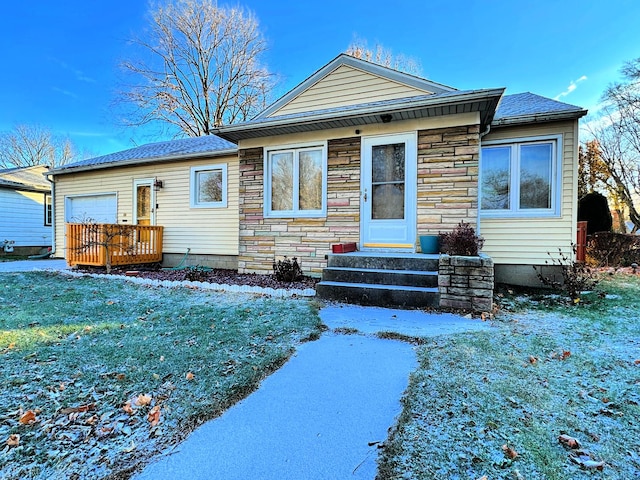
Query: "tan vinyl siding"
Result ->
[[271, 65, 431, 117], [53, 156, 239, 259], [480, 120, 577, 264]]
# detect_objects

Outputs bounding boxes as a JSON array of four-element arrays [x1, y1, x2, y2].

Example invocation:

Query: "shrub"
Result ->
[[586, 232, 640, 267], [439, 221, 484, 256], [273, 256, 303, 282], [534, 244, 600, 303], [183, 265, 209, 282]]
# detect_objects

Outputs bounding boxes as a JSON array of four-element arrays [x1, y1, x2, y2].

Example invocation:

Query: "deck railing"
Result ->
[[65, 223, 163, 267]]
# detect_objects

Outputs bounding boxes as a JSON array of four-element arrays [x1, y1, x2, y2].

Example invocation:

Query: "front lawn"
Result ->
[[0, 272, 322, 479], [378, 275, 640, 479]]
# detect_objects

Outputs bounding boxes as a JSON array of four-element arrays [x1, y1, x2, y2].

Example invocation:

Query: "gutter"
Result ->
[[492, 109, 588, 126], [49, 147, 239, 176], [44, 170, 56, 257]]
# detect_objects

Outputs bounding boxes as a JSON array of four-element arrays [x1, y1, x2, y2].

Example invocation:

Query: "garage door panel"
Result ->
[[66, 194, 117, 223]]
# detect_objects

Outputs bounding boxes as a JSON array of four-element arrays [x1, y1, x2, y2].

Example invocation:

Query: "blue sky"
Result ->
[[1, 0, 638, 157]]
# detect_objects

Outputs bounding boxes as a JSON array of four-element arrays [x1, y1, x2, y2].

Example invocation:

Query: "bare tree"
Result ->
[[0, 124, 81, 169], [119, 0, 272, 137], [584, 58, 640, 233], [346, 40, 422, 76], [585, 114, 640, 233]]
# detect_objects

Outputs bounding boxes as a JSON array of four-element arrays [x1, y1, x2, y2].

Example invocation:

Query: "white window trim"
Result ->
[[190, 164, 228, 208], [44, 193, 52, 226], [480, 134, 563, 218], [264, 141, 328, 218]]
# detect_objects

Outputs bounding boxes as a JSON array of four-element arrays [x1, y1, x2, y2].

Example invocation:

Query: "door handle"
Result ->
[[362, 189, 368, 202]]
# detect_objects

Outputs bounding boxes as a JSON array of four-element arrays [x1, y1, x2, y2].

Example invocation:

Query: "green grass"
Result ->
[[0, 272, 322, 480], [378, 275, 640, 479]]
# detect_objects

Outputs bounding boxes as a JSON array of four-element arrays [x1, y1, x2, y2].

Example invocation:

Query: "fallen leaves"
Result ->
[[185, 372, 195, 381], [6, 434, 20, 447], [19, 410, 38, 425], [59, 403, 96, 415], [502, 444, 518, 459], [558, 434, 581, 449], [147, 405, 161, 427], [135, 394, 152, 407], [558, 433, 606, 471]]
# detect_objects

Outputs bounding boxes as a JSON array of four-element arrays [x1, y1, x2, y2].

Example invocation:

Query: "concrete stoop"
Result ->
[[316, 252, 439, 308]]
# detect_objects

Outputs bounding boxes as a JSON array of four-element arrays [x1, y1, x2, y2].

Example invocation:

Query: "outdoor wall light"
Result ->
[[380, 114, 393, 123], [154, 179, 164, 191]]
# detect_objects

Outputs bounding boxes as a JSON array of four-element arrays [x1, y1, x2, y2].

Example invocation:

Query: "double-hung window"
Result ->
[[265, 144, 327, 217], [190, 164, 227, 208], [480, 136, 561, 217]]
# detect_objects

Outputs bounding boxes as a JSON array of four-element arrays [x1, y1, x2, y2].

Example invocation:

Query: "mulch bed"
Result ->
[[82, 265, 319, 291]]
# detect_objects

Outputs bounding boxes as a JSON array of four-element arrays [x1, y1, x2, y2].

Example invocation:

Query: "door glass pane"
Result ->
[[520, 143, 552, 209], [271, 152, 293, 211], [372, 184, 405, 219], [481, 146, 511, 210], [136, 185, 151, 224], [371, 143, 405, 219], [372, 144, 405, 182], [299, 149, 322, 210]]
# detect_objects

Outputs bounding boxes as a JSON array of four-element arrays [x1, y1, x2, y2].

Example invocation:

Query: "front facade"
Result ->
[[51, 54, 586, 285], [216, 55, 586, 284], [0, 165, 52, 255]]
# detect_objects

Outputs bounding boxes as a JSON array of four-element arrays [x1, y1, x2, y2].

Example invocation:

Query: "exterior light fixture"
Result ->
[[380, 114, 392, 123]]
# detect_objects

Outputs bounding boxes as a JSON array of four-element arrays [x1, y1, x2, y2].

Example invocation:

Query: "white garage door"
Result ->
[[65, 194, 117, 223]]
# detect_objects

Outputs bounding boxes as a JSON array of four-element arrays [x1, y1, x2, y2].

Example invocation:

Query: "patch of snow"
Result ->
[[58, 270, 316, 298]]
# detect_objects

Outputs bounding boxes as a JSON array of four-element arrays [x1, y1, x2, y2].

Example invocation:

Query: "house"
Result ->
[[0, 165, 52, 255], [50, 54, 587, 290]]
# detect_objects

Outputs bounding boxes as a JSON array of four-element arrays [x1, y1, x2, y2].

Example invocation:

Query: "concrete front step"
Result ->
[[326, 252, 439, 271], [316, 281, 439, 308], [322, 266, 438, 288]]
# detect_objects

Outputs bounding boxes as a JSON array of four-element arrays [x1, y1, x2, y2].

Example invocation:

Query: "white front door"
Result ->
[[133, 179, 155, 226], [360, 133, 417, 251]]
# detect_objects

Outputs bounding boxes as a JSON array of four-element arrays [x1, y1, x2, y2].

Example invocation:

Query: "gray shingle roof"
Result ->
[[495, 92, 586, 121], [53, 135, 237, 173], [0, 165, 50, 192]]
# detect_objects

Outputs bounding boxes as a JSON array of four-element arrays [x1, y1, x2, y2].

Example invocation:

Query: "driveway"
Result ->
[[0, 258, 68, 272]]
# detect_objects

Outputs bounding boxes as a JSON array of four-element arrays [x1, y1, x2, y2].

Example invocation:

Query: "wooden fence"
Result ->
[[66, 223, 163, 267]]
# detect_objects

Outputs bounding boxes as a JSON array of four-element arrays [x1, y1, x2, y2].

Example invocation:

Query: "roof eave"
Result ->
[[492, 109, 588, 127], [0, 181, 50, 193], [217, 89, 505, 143], [50, 147, 238, 176]]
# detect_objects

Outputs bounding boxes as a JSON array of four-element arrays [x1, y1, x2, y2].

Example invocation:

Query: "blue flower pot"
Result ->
[[419, 235, 440, 254]]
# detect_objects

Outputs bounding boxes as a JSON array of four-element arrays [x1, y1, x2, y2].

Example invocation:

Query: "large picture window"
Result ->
[[265, 144, 326, 217], [481, 137, 560, 217], [190, 164, 227, 208]]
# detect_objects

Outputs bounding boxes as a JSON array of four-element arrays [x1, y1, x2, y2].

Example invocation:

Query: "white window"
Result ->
[[264, 143, 327, 217], [480, 136, 561, 217], [44, 193, 53, 226], [190, 164, 227, 208]]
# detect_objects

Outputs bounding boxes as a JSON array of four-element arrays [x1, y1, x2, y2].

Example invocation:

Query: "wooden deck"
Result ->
[[66, 223, 163, 267]]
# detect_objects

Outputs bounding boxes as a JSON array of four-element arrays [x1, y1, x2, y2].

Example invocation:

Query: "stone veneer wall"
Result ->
[[238, 137, 361, 275], [416, 124, 480, 237], [438, 253, 494, 312]]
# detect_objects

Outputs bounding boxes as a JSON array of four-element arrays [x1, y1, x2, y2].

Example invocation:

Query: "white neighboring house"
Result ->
[[0, 165, 52, 254]]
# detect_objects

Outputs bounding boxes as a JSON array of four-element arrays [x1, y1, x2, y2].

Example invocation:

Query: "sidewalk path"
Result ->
[[135, 305, 489, 479], [0, 258, 68, 272]]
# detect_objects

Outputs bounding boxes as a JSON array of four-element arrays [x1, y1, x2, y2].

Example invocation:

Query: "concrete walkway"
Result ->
[[0, 258, 68, 272], [135, 306, 490, 480]]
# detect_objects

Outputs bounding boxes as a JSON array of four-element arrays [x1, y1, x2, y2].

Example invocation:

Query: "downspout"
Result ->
[[44, 170, 56, 257], [477, 124, 492, 237]]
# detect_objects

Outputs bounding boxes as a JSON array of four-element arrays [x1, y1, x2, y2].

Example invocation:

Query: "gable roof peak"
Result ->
[[256, 53, 457, 119]]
